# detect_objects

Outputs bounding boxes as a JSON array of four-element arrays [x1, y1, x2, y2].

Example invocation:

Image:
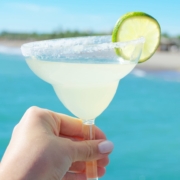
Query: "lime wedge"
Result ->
[[112, 12, 161, 63]]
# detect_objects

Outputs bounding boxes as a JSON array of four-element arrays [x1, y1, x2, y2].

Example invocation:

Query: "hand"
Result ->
[[0, 106, 114, 180]]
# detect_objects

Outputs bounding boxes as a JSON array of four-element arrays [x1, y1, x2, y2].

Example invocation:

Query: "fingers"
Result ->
[[19, 106, 106, 140], [70, 140, 114, 162], [18, 106, 59, 135], [62, 172, 86, 180], [69, 157, 109, 172], [50, 111, 106, 139], [47, 109, 106, 139], [69, 161, 85, 172], [59, 125, 106, 141], [51, 112, 83, 137], [97, 156, 109, 167], [63, 167, 106, 180], [97, 166, 106, 177]]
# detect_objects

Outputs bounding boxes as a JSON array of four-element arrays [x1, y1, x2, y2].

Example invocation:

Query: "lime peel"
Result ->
[[112, 12, 161, 63]]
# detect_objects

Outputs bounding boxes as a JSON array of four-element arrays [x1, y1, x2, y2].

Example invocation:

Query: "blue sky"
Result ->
[[0, 0, 180, 36]]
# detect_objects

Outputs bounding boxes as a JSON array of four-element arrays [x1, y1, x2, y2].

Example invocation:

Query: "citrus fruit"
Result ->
[[112, 12, 161, 63]]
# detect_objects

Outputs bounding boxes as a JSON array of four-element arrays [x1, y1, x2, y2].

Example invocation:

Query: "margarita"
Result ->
[[26, 58, 136, 120]]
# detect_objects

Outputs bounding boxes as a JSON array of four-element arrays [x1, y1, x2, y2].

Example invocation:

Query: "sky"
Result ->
[[0, 0, 180, 36]]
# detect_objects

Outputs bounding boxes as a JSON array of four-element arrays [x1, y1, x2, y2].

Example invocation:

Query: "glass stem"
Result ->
[[83, 119, 98, 180]]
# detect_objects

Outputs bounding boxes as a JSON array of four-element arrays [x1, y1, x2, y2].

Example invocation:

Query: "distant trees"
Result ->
[[0, 30, 179, 41], [161, 32, 180, 40], [0, 30, 109, 40], [161, 32, 170, 38]]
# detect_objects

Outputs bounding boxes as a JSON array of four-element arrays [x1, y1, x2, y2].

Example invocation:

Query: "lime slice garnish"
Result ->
[[112, 12, 161, 63]]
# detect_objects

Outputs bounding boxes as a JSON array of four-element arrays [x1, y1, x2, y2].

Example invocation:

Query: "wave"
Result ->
[[0, 45, 21, 55], [132, 69, 180, 82], [131, 69, 147, 77], [152, 71, 180, 82]]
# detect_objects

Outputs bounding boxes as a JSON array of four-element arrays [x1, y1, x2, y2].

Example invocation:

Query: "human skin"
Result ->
[[0, 106, 114, 180]]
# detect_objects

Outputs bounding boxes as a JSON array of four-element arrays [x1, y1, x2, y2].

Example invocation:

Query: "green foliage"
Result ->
[[161, 32, 180, 39], [0, 30, 109, 40], [161, 32, 170, 38], [0, 30, 179, 41]]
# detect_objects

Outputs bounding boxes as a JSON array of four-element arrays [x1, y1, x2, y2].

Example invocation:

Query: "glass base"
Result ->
[[87, 178, 98, 180]]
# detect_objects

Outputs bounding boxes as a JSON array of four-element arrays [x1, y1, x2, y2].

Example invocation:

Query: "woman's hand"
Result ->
[[0, 106, 114, 180]]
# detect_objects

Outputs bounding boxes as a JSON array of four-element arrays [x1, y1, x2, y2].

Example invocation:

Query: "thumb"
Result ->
[[71, 140, 114, 162]]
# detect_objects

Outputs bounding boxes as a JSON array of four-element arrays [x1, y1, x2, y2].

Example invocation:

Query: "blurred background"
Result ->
[[0, 0, 180, 180]]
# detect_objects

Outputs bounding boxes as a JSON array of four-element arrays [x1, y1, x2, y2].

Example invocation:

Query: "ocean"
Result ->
[[0, 47, 180, 180]]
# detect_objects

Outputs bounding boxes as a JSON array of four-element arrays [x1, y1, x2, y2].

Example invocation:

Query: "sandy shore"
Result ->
[[0, 39, 180, 71], [0, 39, 33, 47], [136, 52, 180, 71]]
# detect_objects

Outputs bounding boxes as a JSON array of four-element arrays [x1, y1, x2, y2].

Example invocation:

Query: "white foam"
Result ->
[[132, 69, 146, 77], [0, 45, 21, 55]]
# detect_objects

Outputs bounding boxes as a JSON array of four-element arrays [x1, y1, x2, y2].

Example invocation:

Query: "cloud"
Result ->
[[5, 2, 59, 13], [0, 2, 114, 33]]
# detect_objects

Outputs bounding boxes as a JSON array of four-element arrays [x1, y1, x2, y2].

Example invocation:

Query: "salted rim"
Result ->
[[21, 35, 145, 57]]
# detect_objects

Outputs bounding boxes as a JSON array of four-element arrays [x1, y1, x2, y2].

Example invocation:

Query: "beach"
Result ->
[[0, 39, 180, 72], [137, 52, 180, 71], [0, 39, 31, 48]]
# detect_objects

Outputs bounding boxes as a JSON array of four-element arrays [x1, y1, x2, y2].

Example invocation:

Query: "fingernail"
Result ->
[[98, 140, 114, 154]]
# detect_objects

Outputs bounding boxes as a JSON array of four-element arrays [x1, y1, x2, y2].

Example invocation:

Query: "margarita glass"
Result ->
[[21, 35, 144, 180]]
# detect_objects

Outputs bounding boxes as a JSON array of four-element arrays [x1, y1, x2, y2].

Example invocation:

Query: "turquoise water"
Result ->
[[0, 52, 180, 179]]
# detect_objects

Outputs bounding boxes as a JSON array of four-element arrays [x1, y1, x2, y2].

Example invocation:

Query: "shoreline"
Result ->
[[136, 52, 180, 71], [0, 39, 180, 72], [0, 39, 33, 47]]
